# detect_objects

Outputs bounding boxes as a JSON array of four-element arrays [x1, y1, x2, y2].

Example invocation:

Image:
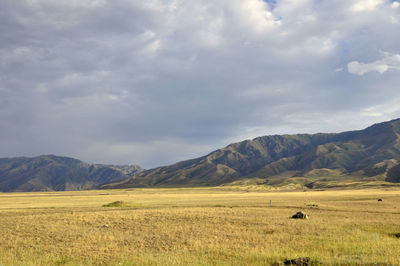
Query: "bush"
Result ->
[[102, 201, 126, 207]]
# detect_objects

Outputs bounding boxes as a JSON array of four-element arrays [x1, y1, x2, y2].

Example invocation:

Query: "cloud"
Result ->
[[351, 0, 384, 12], [1, 0, 400, 168], [348, 52, 400, 75]]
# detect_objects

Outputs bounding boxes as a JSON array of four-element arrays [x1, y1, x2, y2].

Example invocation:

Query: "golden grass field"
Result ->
[[1, 187, 400, 265]]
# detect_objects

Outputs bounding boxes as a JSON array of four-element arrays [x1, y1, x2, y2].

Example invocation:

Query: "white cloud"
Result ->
[[347, 61, 389, 75], [232, 0, 281, 32], [348, 51, 400, 75], [351, 0, 384, 12]]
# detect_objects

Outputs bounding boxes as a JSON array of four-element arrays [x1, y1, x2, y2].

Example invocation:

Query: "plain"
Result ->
[[1, 187, 400, 265]]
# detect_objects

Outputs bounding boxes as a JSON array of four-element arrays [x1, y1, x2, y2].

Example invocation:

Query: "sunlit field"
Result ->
[[1, 187, 400, 265]]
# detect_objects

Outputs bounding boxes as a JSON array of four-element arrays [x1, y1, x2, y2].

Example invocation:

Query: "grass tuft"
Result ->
[[101, 200, 142, 208], [102, 200, 127, 207]]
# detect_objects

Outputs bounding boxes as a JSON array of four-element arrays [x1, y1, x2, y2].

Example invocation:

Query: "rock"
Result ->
[[284, 257, 310, 265], [291, 211, 308, 219], [103, 224, 110, 228], [378, 198, 383, 201]]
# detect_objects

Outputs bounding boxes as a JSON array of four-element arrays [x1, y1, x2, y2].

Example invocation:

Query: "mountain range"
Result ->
[[0, 155, 142, 192], [2, 118, 400, 192], [103, 118, 400, 189]]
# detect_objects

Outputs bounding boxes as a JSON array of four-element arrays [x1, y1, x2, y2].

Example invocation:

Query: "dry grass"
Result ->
[[1, 187, 400, 265]]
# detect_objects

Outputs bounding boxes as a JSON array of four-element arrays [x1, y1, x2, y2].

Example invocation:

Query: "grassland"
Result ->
[[1, 187, 400, 265]]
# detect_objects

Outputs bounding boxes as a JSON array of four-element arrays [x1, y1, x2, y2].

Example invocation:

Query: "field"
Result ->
[[1, 187, 400, 265]]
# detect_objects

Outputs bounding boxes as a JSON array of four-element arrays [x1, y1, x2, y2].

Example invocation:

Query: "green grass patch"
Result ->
[[102, 201, 141, 208]]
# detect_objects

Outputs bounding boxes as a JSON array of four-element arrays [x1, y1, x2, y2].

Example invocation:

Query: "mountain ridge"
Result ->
[[0, 155, 142, 192], [102, 118, 400, 189], [2, 118, 400, 192]]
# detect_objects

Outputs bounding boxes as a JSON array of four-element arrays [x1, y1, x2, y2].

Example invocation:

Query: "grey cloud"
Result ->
[[1, 0, 400, 168]]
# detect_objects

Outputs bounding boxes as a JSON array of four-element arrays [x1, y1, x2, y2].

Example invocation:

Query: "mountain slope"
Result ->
[[0, 155, 142, 192], [104, 118, 400, 189]]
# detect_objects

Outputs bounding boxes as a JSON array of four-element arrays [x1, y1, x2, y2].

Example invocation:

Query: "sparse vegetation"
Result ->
[[102, 200, 129, 207], [1, 187, 400, 265]]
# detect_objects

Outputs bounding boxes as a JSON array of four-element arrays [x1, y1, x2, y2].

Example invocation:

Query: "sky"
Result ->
[[1, 0, 400, 168]]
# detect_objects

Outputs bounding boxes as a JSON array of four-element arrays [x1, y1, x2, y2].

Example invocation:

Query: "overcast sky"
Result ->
[[1, 0, 400, 168]]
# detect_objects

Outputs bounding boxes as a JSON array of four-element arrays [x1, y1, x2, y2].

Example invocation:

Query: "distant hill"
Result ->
[[0, 155, 143, 192], [3, 118, 400, 192], [103, 118, 400, 189]]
